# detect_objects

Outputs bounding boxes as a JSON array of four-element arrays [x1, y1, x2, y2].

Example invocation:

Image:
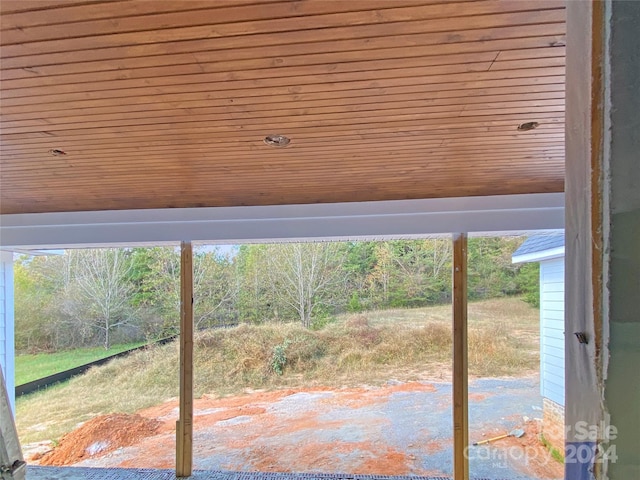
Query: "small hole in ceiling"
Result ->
[[264, 134, 291, 147], [517, 122, 539, 132], [49, 149, 67, 156]]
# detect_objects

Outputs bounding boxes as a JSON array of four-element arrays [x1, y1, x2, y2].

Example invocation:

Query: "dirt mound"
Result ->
[[39, 413, 160, 466]]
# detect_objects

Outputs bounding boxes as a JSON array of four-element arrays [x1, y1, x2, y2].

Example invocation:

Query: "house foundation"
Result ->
[[542, 397, 565, 452]]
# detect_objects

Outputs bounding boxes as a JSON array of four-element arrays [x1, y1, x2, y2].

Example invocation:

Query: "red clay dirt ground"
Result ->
[[30, 378, 563, 479]]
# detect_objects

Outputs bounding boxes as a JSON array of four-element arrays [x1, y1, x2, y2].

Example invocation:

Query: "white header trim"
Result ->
[[0, 193, 564, 249]]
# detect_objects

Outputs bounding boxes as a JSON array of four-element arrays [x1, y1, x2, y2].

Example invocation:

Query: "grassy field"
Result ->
[[16, 297, 539, 445], [15, 342, 146, 385]]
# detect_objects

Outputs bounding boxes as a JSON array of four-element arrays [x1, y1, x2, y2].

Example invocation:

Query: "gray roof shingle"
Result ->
[[513, 234, 565, 258]]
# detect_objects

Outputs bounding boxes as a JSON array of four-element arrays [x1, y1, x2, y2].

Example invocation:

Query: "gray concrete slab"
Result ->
[[27, 465, 502, 480]]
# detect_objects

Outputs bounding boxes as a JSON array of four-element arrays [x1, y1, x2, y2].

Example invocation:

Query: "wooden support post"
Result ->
[[176, 241, 194, 477], [452, 233, 469, 480]]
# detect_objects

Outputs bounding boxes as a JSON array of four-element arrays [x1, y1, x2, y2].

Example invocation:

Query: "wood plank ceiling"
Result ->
[[0, 0, 565, 215]]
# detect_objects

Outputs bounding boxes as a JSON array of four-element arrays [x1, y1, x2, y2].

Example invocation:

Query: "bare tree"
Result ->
[[368, 243, 393, 303], [193, 248, 238, 329], [266, 243, 347, 328], [69, 249, 135, 349], [141, 246, 237, 333]]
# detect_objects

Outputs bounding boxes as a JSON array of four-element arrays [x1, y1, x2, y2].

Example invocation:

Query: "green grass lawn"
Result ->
[[15, 341, 146, 385]]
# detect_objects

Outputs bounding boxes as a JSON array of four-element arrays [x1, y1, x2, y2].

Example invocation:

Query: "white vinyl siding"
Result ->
[[0, 258, 6, 366], [0, 251, 15, 412], [540, 257, 565, 406]]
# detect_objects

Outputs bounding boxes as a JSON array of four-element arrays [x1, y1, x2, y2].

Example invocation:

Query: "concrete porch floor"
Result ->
[[27, 466, 504, 480]]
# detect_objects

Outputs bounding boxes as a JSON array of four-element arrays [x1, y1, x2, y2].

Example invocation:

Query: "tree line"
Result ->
[[14, 238, 539, 353]]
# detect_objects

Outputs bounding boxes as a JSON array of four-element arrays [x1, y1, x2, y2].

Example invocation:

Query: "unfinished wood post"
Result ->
[[452, 233, 469, 480], [176, 241, 194, 477]]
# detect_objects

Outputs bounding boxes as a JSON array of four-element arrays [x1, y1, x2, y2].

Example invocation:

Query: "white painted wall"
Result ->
[[0, 251, 15, 413], [540, 257, 565, 406]]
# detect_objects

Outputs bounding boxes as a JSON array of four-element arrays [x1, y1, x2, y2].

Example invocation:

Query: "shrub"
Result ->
[[270, 339, 291, 375], [347, 292, 364, 312]]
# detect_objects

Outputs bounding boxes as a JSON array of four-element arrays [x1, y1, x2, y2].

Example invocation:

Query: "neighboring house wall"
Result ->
[[540, 257, 565, 406], [539, 257, 565, 451], [512, 235, 565, 452], [0, 251, 15, 413]]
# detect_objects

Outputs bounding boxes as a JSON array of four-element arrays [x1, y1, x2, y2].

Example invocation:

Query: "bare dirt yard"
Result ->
[[30, 376, 562, 480]]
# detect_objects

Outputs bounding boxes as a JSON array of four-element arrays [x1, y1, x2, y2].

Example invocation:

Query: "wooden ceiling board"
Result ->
[[0, 78, 566, 121], [2, 1, 442, 43], [4, 104, 564, 138], [1, 42, 566, 91], [0, 19, 565, 74], [0, 2, 563, 56], [2, 92, 564, 133], [0, 0, 566, 215], [1, 110, 565, 146], [2, 141, 565, 169], [0, 1, 289, 30], [1, 44, 566, 98], [1, 31, 565, 82], [1, 127, 567, 156], [0, 0, 106, 14], [1, 88, 566, 129]]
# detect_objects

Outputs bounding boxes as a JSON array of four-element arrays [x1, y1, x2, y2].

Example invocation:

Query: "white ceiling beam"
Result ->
[[0, 193, 564, 249]]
